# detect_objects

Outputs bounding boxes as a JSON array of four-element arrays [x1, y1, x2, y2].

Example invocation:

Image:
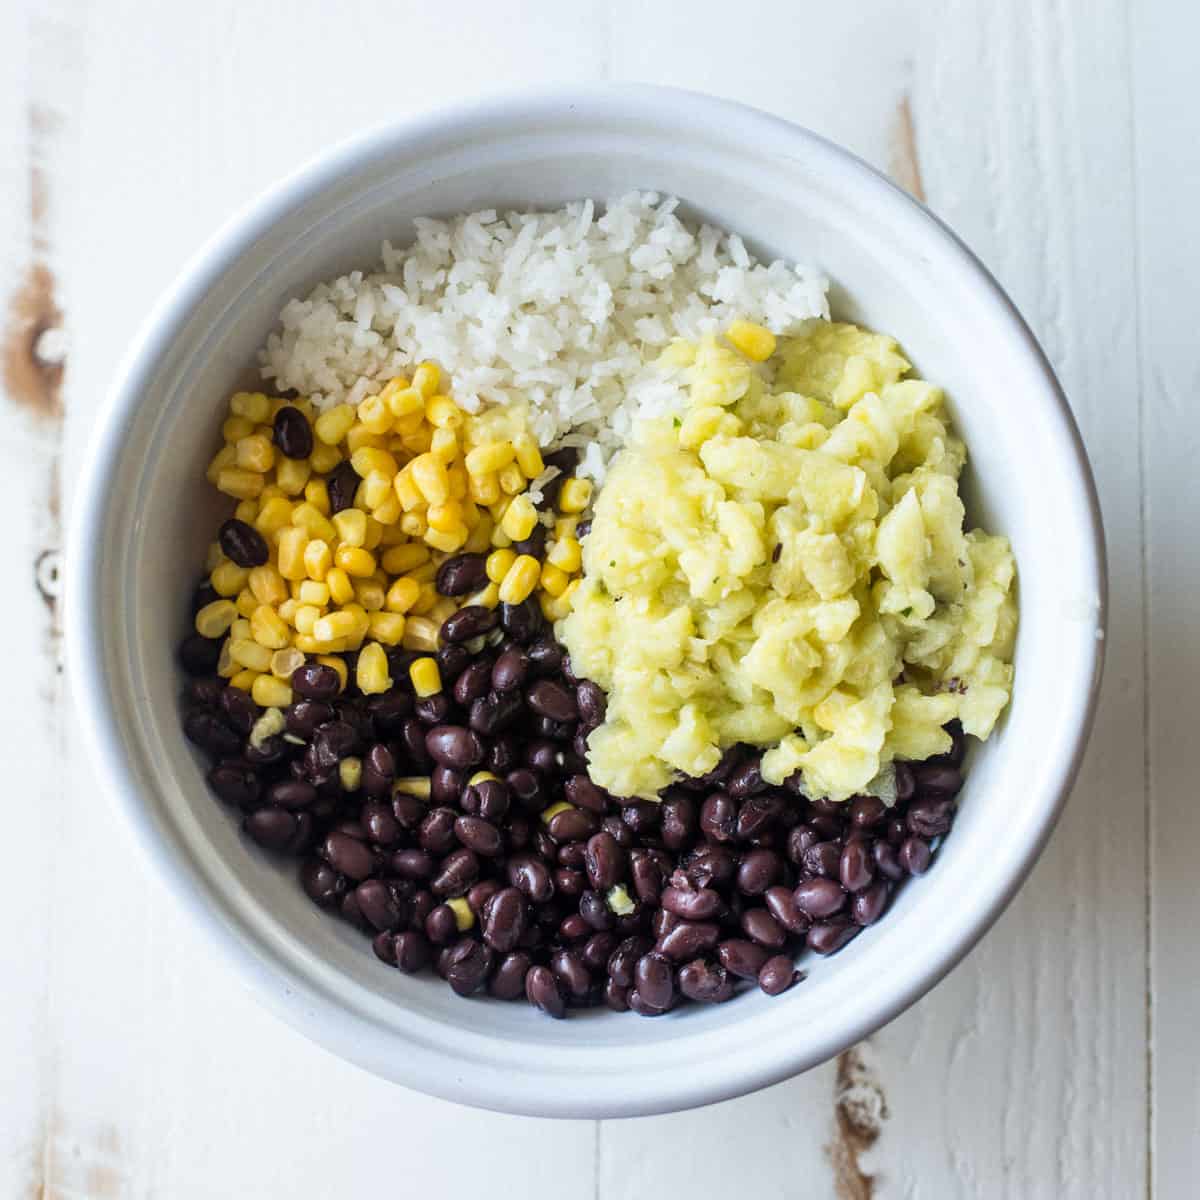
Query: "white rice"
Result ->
[[260, 192, 829, 483]]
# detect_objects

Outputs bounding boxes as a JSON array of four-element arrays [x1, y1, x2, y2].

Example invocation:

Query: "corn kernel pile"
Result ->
[[194, 363, 588, 709]]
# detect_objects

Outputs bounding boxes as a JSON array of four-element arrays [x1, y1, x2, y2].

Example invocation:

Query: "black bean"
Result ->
[[677, 959, 735, 1003], [300, 858, 347, 909], [717, 938, 770, 980], [483, 736, 517, 776], [583, 831, 625, 891], [489, 951, 532, 1000], [899, 836, 932, 875], [578, 889, 615, 930], [506, 767, 542, 808], [218, 518, 269, 568], [634, 952, 675, 1011], [311, 719, 360, 766], [525, 964, 565, 1018], [183, 709, 242, 759], [432, 847, 479, 896], [604, 936, 648, 988], [454, 815, 503, 857], [758, 955, 801, 996], [441, 605, 498, 644], [555, 868, 586, 898], [801, 840, 842, 879], [741, 908, 786, 949], [452, 660, 492, 706], [428, 763, 463, 806], [490, 647, 530, 693], [467, 880, 501, 916], [872, 840, 905, 881], [914, 762, 964, 798], [325, 460, 359, 514], [727, 756, 767, 799], [660, 794, 696, 850], [700, 792, 737, 843], [244, 735, 288, 767], [391, 792, 425, 832], [435, 553, 488, 597], [840, 838, 874, 892], [534, 829, 557, 863], [681, 846, 735, 889], [577, 933, 614, 973], [557, 914, 589, 943], [360, 802, 400, 847], [354, 879, 408, 932], [435, 643, 472, 681], [398, 718, 432, 769], [737, 848, 783, 895], [244, 807, 306, 852], [786, 824, 819, 865], [414, 694, 452, 726], [361, 743, 396, 797], [807, 917, 861, 956], [735, 793, 784, 841], [178, 634, 221, 676], [443, 938, 493, 996], [630, 851, 664, 905], [525, 679, 578, 722], [885, 817, 908, 846], [320, 831, 375, 881], [367, 691, 414, 734], [656, 920, 721, 961], [558, 775, 604, 815], [575, 680, 606, 727], [282, 700, 330, 741], [191, 582, 220, 616], [425, 903, 458, 945], [602, 815, 635, 849], [548, 806, 600, 843], [849, 795, 887, 829], [550, 949, 591, 998], [907, 797, 956, 838], [851, 880, 891, 926], [506, 854, 554, 903], [419, 807, 458, 855], [526, 739, 561, 775], [660, 885, 722, 921], [269, 404, 313, 459], [469, 690, 523, 736], [499, 599, 544, 645], [424, 724, 483, 771], [512, 524, 547, 558], [391, 849, 435, 881], [392, 931, 431, 973], [794, 877, 847, 918], [532, 714, 574, 741], [266, 779, 316, 811], [481, 886, 526, 952], [183, 676, 224, 709], [526, 636, 562, 675], [764, 885, 810, 935], [894, 761, 916, 803], [208, 761, 261, 810]]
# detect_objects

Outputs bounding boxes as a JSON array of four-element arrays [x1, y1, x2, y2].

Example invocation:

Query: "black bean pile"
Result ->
[[180, 577, 966, 1018]]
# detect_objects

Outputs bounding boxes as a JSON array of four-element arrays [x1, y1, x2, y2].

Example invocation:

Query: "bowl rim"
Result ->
[[65, 82, 1107, 1117]]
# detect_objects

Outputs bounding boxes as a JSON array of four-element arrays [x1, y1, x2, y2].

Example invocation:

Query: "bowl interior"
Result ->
[[76, 91, 1102, 1116]]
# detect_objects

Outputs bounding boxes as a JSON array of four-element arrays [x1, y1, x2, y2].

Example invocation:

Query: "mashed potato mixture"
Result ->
[[561, 321, 1017, 802]]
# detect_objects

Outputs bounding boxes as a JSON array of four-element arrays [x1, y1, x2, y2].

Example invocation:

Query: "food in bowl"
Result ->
[[177, 193, 1016, 1017]]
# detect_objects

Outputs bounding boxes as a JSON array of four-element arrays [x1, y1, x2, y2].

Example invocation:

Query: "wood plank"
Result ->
[[1132, 1, 1200, 1195]]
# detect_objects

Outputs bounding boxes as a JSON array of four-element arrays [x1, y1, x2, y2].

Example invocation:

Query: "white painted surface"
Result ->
[[0, 0, 1185, 1195]]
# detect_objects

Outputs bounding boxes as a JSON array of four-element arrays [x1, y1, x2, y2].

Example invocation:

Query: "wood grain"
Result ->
[[0, 0, 1173, 1195]]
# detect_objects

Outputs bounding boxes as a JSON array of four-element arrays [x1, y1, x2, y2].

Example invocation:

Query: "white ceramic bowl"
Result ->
[[66, 85, 1105, 1118]]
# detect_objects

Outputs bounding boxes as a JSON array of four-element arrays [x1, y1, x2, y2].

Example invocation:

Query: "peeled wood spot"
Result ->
[[3, 261, 64, 421]]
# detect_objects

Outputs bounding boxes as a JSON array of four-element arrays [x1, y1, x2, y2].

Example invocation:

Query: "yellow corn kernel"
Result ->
[[230, 638, 273, 673], [339, 757, 363, 792], [259, 483, 286, 502], [448, 467, 468, 502], [249, 497, 289, 538], [314, 403, 355, 446], [355, 394, 393, 435], [234, 499, 259, 524], [464, 517, 494, 554], [357, 472, 388, 512], [230, 390, 271, 423], [412, 361, 440, 397], [500, 494, 538, 542], [467, 470, 501, 506], [335, 544, 376, 577], [351, 447, 398, 479], [401, 426, 434, 456], [400, 512, 428, 538], [540, 563, 569, 597], [326, 566, 354, 605], [446, 896, 475, 932], [546, 535, 582, 574], [206, 444, 237, 485], [410, 582, 437, 615], [315, 654, 348, 693], [381, 543, 430, 575], [246, 565, 287, 606], [290, 502, 337, 543], [277, 526, 309, 581], [228, 617, 249, 643], [403, 617, 440, 653], [355, 579, 386, 613], [553, 515, 578, 541], [216, 639, 236, 678], [271, 647, 305, 679], [540, 801, 573, 824], [275, 456, 311, 496], [409, 655, 442, 697], [410, 453, 450, 505], [468, 771, 499, 787], [356, 641, 392, 695], [345, 424, 386, 455], [460, 496, 480, 526], [424, 524, 468, 553], [364, 517, 384, 551], [250, 605, 290, 650], [195, 599, 236, 638], [512, 432, 544, 479], [427, 500, 463, 534], [498, 555, 540, 604], [235, 434, 274, 474], [498, 462, 525, 496], [230, 668, 259, 693], [489, 496, 511, 525], [309, 441, 342, 474], [371, 492, 402, 526], [342, 602, 370, 635], [392, 409, 426, 438], [429, 427, 458, 464], [463, 582, 500, 609], [490, 526, 512, 549], [464, 441, 514, 476], [313, 611, 359, 643], [303, 538, 332, 582], [425, 394, 463, 430], [294, 605, 321, 636], [210, 560, 249, 598], [222, 414, 255, 444], [393, 776, 432, 799], [302, 480, 330, 518], [234, 588, 259, 618], [393, 468, 424, 512], [378, 516, 408, 545], [368, 611, 406, 645], [382, 379, 424, 419], [251, 674, 293, 708], [383, 576, 421, 614], [429, 597, 457, 626], [558, 477, 592, 513], [726, 318, 777, 362], [294, 579, 328, 607], [277, 598, 300, 626], [486, 548, 517, 584], [407, 560, 438, 585], [332, 508, 367, 548], [542, 581, 578, 621], [216, 468, 264, 501]]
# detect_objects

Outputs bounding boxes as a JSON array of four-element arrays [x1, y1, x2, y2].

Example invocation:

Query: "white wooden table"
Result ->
[[2, 1, 1190, 1195]]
